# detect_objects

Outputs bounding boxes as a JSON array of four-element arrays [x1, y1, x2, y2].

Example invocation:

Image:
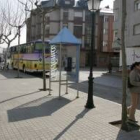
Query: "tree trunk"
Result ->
[[121, 0, 128, 131], [4, 43, 10, 70], [17, 26, 21, 78], [42, 12, 46, 91]]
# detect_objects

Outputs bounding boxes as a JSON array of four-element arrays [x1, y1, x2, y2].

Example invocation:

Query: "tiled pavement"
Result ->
[[0, 70, 140, 140]]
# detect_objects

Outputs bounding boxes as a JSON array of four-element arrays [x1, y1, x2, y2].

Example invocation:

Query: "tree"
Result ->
[[121, 0, 128, 131], [34, 1, 58, 91], [0, 0, 18, 69], [0, 0, 37, 73], [10, 0, 38, 77], [0, 13, 5, 44]]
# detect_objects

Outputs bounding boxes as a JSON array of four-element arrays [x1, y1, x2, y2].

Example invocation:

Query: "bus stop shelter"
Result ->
[[49, 27, 81, 98]]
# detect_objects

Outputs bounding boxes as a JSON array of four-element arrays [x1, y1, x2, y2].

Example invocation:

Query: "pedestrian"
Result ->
[[127, 62, 140, 124], [6, 62, 9, 70], [108, 62, 112, 73]]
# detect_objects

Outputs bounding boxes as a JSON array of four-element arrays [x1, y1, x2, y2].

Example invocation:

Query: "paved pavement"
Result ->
[[0, 69, 140, 140]]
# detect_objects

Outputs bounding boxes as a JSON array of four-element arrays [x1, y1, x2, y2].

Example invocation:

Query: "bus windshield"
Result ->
[[34, 42, 50, 53]]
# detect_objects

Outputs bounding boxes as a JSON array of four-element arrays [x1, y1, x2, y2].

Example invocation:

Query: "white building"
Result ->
[[113, 0, 140, 67]]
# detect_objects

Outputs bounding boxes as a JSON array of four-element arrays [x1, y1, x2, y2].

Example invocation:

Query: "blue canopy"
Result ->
[[50, 27, 81, 45]]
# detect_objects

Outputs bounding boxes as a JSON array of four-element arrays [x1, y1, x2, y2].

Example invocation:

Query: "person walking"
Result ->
[[127, 62, 140, 124], [108, 62, 112, 73]]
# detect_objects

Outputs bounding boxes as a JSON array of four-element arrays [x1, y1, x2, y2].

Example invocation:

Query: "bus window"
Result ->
[[15, 46, 18, 53], [12, 47, 16, 53], [23, 44, 27, 53], [34, 42, 43, 53], [10, 47, 13, 53], [45, 46, 50, 53], [30, 43, 34, 53], [20, 45, 24, 53], [26, 44, 29, 53], [26, 43, 34, 53], [11, 46, 14, 53], [18, 45, 21, 53]]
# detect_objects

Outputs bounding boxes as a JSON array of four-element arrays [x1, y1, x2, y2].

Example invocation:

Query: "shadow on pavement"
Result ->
[[68, 72, 124, 105], [54, 108, 89, 140], [69, 80, 123, 104], [0, 90, 41, 104], [69, 80, 140, 109], [7, 96, 71, 122], [0, 69, 36, 79], [116, 129, 140, 139]]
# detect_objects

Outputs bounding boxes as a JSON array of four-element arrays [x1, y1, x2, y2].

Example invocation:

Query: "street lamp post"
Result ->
[[85, 0, 101, 109]]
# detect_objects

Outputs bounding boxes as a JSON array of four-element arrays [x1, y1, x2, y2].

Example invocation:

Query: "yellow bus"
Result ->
[[10, 40, 51, 72]]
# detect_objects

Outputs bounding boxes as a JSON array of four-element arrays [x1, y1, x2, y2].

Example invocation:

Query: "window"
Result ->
[[45, 26, 50, 37], [35, 43, 43, 53], [85, 38, 90, 48], [45, 16, 50, 24], [37, 23, 41, 35], [63, 9, 69, 24], [85, 27, 91, 48], [74, 26, 82, 38], [99, 57, 107, 63], [114, 30, 118, 39], [74, 11, 82, 17], [103, 29, 108, 34], [74, 11, 83, 24], [103, 41, 108, 46], [114, 9, 119, 21], [65, 0, 70, 4], [74, 17, 82, 24], [104, 17, 108, 22], [133, 24, 140, 35], [135, 0, 140, 11]]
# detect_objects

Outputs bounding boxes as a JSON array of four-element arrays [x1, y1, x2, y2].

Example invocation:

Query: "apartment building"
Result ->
[[96, 9, 119, 67], [113, 0, 140, 66], [27, 0, 88, 67], [26, 0, 117, 67]]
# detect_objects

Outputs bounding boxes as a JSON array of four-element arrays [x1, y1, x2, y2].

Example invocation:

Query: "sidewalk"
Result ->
[[0, 70, 140, 140]]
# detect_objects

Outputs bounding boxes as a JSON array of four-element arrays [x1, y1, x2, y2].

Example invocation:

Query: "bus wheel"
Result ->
[[23, 65, 26, 73]]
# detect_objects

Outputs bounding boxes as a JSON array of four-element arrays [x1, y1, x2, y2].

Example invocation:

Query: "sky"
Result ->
[[0, 0, 114, 48]]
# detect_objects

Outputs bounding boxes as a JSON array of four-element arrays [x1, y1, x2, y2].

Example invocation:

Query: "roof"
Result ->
[[50, 27, 81, 45]]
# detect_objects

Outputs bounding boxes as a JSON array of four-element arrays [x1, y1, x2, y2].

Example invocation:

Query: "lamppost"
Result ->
[[85, 0, 102, 109]]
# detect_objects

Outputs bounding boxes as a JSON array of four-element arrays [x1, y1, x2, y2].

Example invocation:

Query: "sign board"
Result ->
[[50, 45, 58, 80]]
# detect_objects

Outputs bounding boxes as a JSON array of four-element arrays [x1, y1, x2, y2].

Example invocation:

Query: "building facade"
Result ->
[[96, 10, 119, 67], [113, 0, 140, 67], [26, 0, 117, 67]]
